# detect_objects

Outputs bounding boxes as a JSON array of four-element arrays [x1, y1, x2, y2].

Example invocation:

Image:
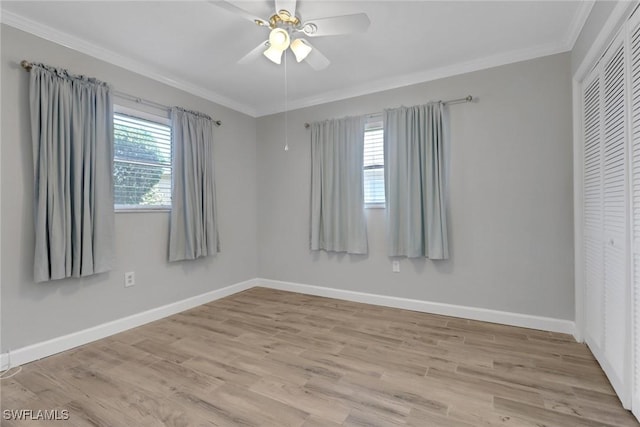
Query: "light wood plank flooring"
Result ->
[[1, 287, 637, 426]]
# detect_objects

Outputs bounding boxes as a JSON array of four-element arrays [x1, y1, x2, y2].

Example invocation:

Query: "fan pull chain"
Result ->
[[284, 49, 289, 151]]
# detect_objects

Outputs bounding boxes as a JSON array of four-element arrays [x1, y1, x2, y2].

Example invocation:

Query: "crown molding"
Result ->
[[564, 1, 596, 50], [255, 39, 571, 116], [573, 1, 638, 82], [256, 2, 593, 117], [3, 2, 593, 119], [0, 10, 257, 117]]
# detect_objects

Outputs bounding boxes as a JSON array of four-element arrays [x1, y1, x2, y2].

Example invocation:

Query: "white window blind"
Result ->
[[113, 112, 172, 210], [364, 120, 385, 206]]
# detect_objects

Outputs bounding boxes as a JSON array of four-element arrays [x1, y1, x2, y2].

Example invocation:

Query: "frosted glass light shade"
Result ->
[[269, 28, 290, 50], [263, 46, 284, 64], [291, 39, 312, 62]]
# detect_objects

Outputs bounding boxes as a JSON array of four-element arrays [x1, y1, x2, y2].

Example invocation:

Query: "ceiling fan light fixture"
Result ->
[[263, 45, 284, 64], [268, 27, 290, 51], [290, 38, 312, 62]]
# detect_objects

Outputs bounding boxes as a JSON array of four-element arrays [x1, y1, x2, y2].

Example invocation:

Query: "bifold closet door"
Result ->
[[582, 28, 631, 408], [583, 10, 640, 415]]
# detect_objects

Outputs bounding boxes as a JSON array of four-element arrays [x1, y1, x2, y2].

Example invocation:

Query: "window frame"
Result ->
[[363, 117, 385, 209], [113, 105, 172, 213]]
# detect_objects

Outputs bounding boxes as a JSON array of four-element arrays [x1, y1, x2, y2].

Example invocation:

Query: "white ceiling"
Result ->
[[1, 1, 592, 117]]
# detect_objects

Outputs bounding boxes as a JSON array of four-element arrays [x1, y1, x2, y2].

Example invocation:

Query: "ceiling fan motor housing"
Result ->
[[269, 10, 300, 29]]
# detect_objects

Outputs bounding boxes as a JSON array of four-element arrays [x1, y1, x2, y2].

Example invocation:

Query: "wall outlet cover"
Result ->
[[392, 261, 400, 273], [124, 272, 135, 287]]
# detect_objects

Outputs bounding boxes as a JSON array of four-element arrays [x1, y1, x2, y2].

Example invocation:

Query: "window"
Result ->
[[113, 109, 172, 210], [363, 120, 385, 207]]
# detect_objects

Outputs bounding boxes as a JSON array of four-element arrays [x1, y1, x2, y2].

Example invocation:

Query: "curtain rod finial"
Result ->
[[466, 95, 473, 102], [20, 60, 32, 71]]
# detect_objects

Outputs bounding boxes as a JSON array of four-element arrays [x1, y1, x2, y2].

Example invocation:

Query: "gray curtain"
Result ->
[[29, 64, 115, 282], [169, 107, 219, 261], [384, 103, 449, 259], [310, 116, 368, 254]]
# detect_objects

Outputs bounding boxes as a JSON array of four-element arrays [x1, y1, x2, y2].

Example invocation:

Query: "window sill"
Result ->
[[115, 207, 170, 213], [365, 203, 386, 209]]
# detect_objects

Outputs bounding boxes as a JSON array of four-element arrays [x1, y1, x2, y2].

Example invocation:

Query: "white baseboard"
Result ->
[[0, 353, 9, 371], [1, 277, 578, 370], [0, 279, 258, 370], [256, 278, 577, 337]]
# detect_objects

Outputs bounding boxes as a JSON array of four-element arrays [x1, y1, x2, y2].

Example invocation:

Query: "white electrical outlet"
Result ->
[[392, 260, 400, 273], [124, 271, 135, 287]]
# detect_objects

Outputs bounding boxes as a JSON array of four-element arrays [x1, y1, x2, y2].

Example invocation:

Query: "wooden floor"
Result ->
[[1, 287, 637, 426]]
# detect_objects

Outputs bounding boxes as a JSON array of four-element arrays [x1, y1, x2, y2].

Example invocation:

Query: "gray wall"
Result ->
[[1, 25, 258, 352], [256, 53, 575, 320], [1, 24, 576, 354]]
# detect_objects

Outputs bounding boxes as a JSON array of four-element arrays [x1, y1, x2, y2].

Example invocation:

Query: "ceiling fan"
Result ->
[[210, 0, 370, 70]]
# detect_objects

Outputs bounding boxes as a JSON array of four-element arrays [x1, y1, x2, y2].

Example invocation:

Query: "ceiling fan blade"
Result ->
[[303, 13, 370, 37], [302, 40, 330, 71], [208, 0, 268, 26], [275, 0, 297, 17], [238, 41, 269, 64]]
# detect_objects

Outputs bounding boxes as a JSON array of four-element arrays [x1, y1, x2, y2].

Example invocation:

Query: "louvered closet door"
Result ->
[[629, 12, 640, 418], [602, 32, 629, 396], [583, 68, 605, 350]]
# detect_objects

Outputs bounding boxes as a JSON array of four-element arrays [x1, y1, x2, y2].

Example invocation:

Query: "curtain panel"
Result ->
[[310, 116, 368, 254], [169, 107, 220, 261], [29, 64, 115, 282], [384, 103, 449, 259]]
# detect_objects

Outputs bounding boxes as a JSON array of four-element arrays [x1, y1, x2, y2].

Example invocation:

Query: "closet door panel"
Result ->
[[583, 71, 605, 348], [602, 36, 628, 389], [582, 12, 636, 414], [585, 236, 604, 345], [604, 243, 627, 380], [629, 12, 640, 417]]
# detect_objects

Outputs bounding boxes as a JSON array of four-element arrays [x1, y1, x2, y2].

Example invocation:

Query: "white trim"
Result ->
[[573, 77, 585, 343], [0, 5, 3, 376], [0, 354, 8, 372], [364, 203, 385, 210], [255, 0, 595, 116], [0, 279, 258, 369], [573, 1, 637, 82], [2, 4, 593, 119], [565, 1, 596, 50], [255, 41, 572, 116], [0, 277, 579, 369], [256, 279, 577, 337], [114, 208, 171, 214], [0, 10, 257, 117], [624, 15, 636, 415]]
